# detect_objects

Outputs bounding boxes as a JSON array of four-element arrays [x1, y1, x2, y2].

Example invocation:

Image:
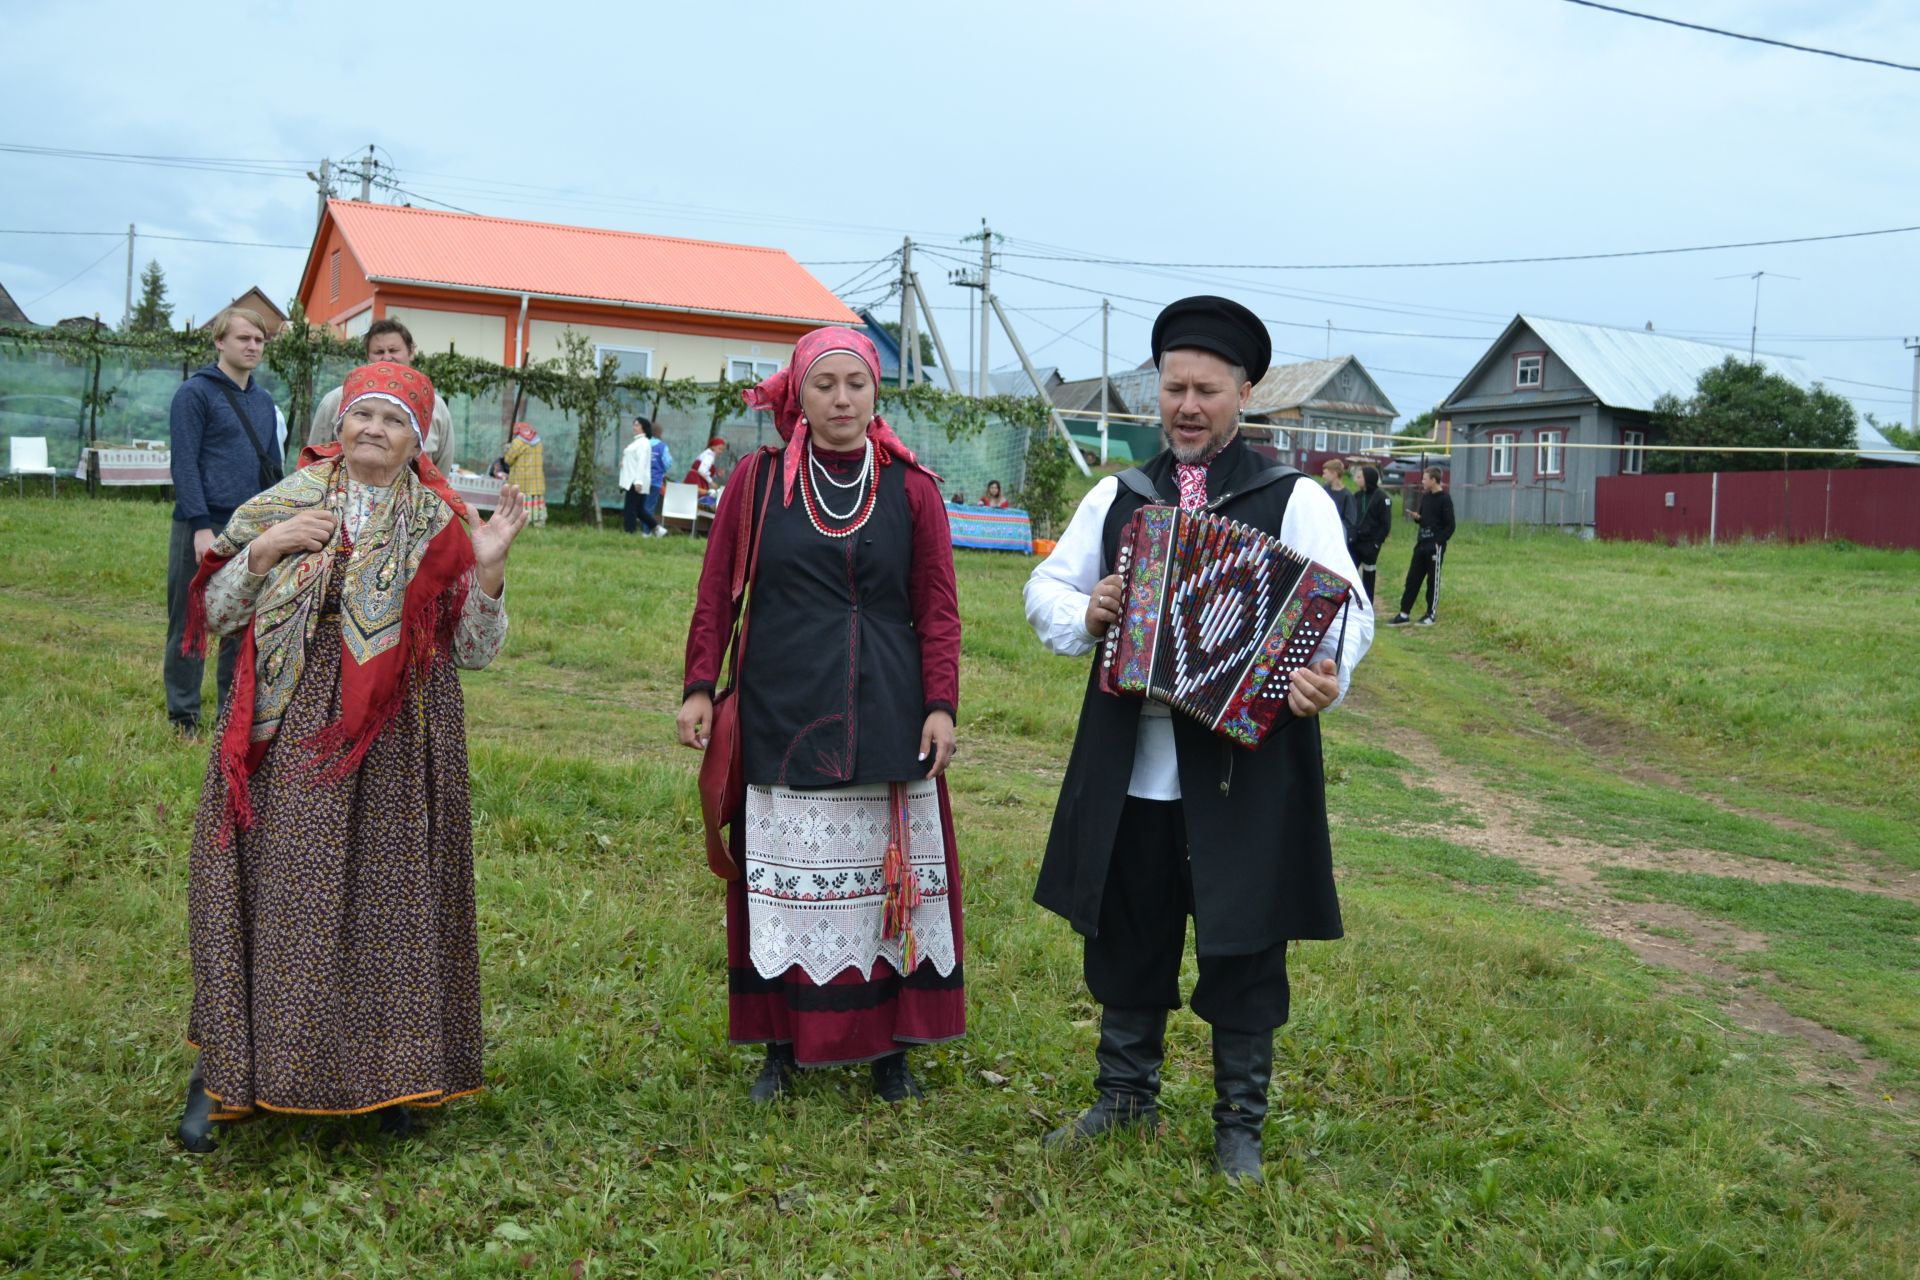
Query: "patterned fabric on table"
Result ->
[[943, 503, 1033, 554], [743, 780, 957, 985]]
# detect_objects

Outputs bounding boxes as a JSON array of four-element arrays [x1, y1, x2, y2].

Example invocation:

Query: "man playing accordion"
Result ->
[[1024, 295, 1374, 1184]]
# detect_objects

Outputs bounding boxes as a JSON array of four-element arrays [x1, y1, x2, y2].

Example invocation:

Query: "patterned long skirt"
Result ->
[[186, 625, 484, 1117], [727, 778, 965, 1066]]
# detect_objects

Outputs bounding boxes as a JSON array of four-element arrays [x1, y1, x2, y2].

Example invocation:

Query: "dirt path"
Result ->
[[1362, 716, 1916, 1116]]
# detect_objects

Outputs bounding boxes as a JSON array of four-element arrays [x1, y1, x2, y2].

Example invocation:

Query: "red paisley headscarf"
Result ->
[[741, 326, 928, 506]]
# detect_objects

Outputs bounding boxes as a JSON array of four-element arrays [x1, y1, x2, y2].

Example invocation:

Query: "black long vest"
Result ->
[[1033, 436, 1344, 956], [738, 453, 928, 790]]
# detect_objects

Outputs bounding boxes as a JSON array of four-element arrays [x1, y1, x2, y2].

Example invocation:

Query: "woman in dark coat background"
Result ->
[[1346, 463, 1393, 606]]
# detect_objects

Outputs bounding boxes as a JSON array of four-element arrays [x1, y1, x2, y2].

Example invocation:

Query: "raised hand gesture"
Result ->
[[472, 483, 528, 597]]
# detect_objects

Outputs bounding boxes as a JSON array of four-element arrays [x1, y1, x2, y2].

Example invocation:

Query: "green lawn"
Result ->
[[2, 497, 1916, 1278]]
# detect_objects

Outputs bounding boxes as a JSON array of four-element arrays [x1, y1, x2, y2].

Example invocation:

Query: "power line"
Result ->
[[23, 242, 123, 308], [1558, 0, 1920, 73], [0, 229, 307, 249], [981, 223, 1920, 271]]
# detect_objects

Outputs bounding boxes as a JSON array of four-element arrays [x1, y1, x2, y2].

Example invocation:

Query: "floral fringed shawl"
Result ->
[[183, 443, 475, 840]]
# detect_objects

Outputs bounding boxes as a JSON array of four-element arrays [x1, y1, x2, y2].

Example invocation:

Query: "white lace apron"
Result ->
[[743, 779, 957, 984]]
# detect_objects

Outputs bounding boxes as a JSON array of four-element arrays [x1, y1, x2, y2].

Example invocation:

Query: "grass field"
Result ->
[[2, 495, 1916, 1278]]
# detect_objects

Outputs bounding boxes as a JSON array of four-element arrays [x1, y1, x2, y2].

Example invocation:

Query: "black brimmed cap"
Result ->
[[1150, 295, 1270, 384]]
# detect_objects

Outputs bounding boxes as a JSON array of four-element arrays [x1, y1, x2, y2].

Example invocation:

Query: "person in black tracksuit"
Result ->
[[1345, 464, 1392, 607], [1389, 467, 1455, 625]]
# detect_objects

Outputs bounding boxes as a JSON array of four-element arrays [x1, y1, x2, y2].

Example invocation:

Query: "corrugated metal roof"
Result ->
[[1245, 355, 1398, 418], [325, 200, 857, 325], [1856, 414, 1920, 465], [1521, 315, 1813, 413]]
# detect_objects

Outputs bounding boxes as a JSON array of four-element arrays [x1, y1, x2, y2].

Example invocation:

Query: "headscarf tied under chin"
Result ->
[[740, 326, 926, 506]]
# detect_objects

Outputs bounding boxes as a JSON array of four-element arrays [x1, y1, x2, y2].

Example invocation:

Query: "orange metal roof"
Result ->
[[315, 199, 858, 326]]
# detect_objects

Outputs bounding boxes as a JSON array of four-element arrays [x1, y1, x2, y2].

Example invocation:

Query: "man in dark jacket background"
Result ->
[[1345, 463, 1392, 607], [163, 306, 286, 732], [1389, 466, 1455, 626]]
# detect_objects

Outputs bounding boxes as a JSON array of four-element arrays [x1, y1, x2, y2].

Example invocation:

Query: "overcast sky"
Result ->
[[5, 0, 1916, 425]]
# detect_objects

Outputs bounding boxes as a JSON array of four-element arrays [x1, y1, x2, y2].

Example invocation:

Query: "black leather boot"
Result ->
[[749, 1042, 796, 1103], [870, 1051, 925, 1103], [1044, 1006, 1166, 1148], [375, 1105, 416, 1138], [1210, 1027, 1273, 1185], [175, 1076, 218, 1154]]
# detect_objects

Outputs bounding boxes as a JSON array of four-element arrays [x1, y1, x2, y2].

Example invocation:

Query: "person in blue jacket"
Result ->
[[164, 307, 287, 734], [646, 421, 674, 537]]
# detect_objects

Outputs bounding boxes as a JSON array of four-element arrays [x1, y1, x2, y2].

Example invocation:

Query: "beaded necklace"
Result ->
[[799, 437, 878, 537]]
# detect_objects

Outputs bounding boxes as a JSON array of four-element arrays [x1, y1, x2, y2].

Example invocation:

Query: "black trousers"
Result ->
[[1084, 797, 1291, 1033], [622, 485, 647, 533], [1398, 540, 1444, 618], [163, 519, 238, 724]]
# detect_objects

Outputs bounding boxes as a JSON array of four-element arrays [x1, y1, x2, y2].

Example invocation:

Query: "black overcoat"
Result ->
[[1033, 437, 1344, 956]]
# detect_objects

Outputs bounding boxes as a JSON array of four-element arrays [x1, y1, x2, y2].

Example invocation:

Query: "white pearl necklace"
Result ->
[[802, 438, 878, 536]]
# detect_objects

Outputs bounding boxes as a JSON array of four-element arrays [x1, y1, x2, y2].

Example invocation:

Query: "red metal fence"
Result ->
[[1596, 468, 1920, 549]]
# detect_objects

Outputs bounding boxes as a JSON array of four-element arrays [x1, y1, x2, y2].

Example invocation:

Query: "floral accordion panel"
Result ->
[[1099, 504, 1351, 747]]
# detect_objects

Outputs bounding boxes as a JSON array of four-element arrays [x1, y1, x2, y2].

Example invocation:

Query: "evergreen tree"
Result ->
[[126, 260, 174, 333]]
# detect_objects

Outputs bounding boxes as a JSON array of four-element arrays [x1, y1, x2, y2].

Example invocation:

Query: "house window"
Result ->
[[329, 250, 341, 302], [1313, 426, 1329, 451], [1514, 352, 1544, 390], [727, 357, 780, 383], [1536, 428, 1565, 478], [1489, 431, 1516, 479], [1621, 429, 1645, 475], [593, 344, 652, 377]]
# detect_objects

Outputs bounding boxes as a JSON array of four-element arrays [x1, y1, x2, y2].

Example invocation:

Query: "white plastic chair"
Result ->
[[8, 436, 57, 496], [660, 481, 700, 534]]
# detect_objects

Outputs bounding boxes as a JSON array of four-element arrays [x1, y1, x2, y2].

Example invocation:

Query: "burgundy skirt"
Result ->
[[725, 778, 965, 1066]]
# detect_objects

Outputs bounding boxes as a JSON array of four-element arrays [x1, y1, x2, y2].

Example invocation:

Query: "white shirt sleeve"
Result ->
[[274, 406, 289, 456], [1278, 477, 1374, 709], [1024, 475, 1119, 657]]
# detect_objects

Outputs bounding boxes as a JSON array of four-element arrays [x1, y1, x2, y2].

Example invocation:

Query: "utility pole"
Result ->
[[1099, 298, 1111, 464], [305, 158, 337, 224], [990, 293, 1091, 478], [359, 144, 376, 201], [1906, 336, 1920, 435], [123, 224, 135, 326], [908, 271, 962, 394], [978, 220, 991, 398], [898, 237, 918, 387]]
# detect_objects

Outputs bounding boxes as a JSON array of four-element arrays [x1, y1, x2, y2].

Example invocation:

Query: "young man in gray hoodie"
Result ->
[[163, 306, 287, 733]]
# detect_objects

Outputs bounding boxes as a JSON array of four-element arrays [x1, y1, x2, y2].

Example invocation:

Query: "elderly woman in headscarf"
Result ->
[[678, 327, 963, 1104], [173, 362, 529, 1152], [502, 422, 546, 526]]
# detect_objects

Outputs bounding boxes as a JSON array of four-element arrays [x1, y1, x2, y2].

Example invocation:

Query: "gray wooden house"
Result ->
[[1438, 315, 1814, 526], [1243, 355, 1398, 468]]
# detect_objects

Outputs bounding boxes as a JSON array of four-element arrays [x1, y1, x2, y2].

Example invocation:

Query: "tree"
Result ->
[[875, 320, 937, 378], [126, 260, 173, 333], [1866, 412, 1919, 452], [554, 328, 621, 526], [1018, 426, 1076, 541], [1399, 408, 1438, 443], [1647, 357, 1856, 473]]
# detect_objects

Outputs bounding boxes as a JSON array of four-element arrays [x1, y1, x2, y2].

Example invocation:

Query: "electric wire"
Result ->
[[1558, 0, 1920, 73]]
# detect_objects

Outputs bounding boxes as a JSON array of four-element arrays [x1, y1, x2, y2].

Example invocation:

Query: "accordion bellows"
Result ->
[[1099, 505, 1352, 748]]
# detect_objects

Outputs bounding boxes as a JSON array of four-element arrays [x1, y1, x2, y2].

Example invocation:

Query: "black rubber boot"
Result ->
[[870, 1051, 925, 1103], [375, 1105, 417, 1138], [1043, 1007, 1166, 1148], [748, 1042, 796, 1103], [1210, 1027, 1273, 1185], [175, 1077, 218, 1154]]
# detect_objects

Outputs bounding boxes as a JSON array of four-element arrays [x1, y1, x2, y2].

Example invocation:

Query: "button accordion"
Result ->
[[1098, 504, 1353, 747]]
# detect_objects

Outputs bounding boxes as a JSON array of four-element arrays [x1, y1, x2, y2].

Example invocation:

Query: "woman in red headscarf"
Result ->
[[679, 328, 963, 1104], [685, 436, 730, 492], [172, 362, 530, 1152]]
